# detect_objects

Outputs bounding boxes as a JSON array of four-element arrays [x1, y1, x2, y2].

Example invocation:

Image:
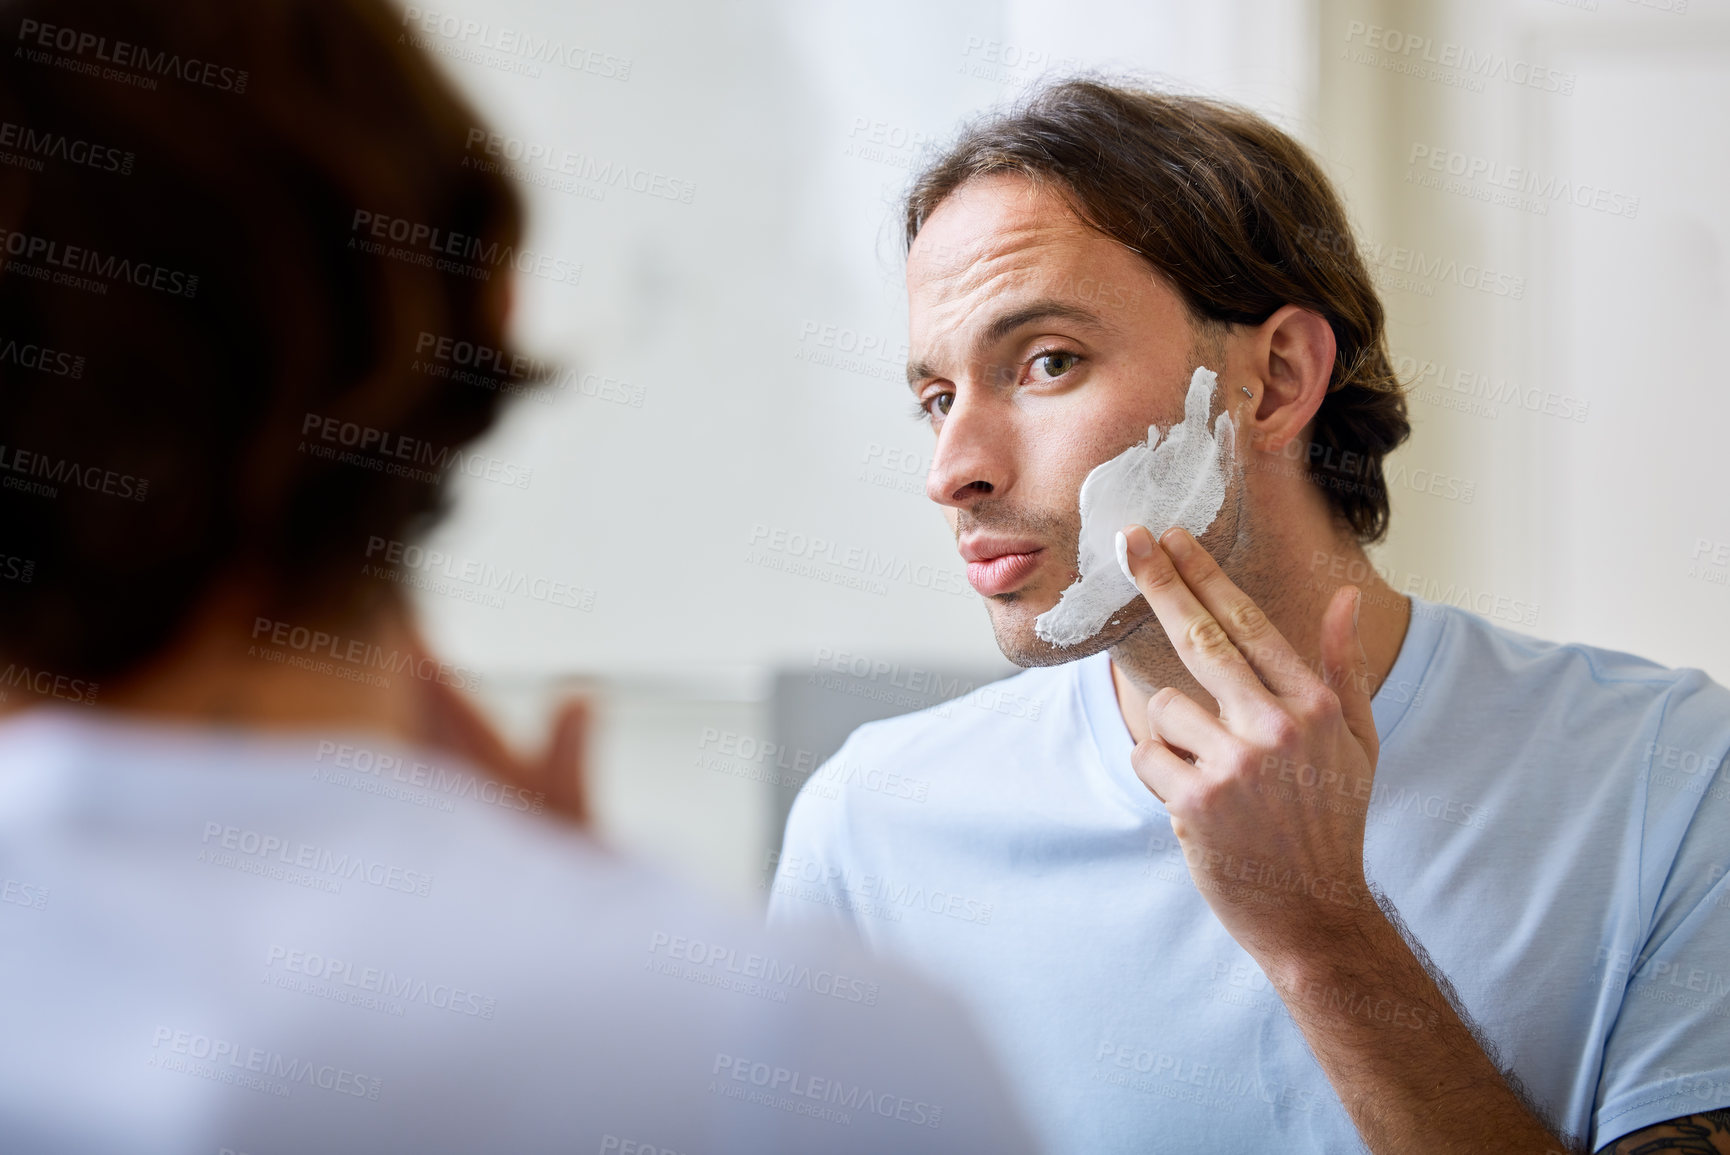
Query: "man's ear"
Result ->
[[1234, 305, 1336, 458]]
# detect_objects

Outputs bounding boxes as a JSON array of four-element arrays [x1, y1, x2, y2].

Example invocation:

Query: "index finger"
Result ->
[[1154, 525, 1315, 699], [1118, 523, 1272, 715]]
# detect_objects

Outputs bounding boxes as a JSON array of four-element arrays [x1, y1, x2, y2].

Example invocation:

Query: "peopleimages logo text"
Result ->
[[349, 210, 581, 286], [16, 19, 250, 93], [300, 412, 533, 490], [249, 616, 482, 692], [712, 1053, 944, 1128], [0, 225, 198, 296], [200, 822, 434, 897], [0, 119, 133, 174], [149, 1027, 380, 1099], [0, 442, 147, 500]]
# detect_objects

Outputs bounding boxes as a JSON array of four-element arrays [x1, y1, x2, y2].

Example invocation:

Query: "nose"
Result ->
[[925, 392, 1011, 509]]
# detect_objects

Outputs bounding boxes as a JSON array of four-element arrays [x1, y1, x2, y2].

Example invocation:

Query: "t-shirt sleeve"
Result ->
[[1592, 672, 1730, 1148], [766, 748, 863, 939]]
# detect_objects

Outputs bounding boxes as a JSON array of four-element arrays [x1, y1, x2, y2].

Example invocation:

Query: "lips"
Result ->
[[960, 535, 1046, 597], [966, 551, 1044, 596]]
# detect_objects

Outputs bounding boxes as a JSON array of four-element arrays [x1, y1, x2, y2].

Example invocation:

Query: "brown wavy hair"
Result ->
[[0, 0, 533, 681], [905, 78, 1410, 543]]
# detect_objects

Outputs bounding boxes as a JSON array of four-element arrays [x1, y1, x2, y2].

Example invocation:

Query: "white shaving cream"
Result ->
[[1033, 365, 1236, 647]]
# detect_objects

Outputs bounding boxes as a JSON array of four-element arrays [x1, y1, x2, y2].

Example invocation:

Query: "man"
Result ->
[[771, 80, 1730, 1154], [0, 1, 1039, 1151]]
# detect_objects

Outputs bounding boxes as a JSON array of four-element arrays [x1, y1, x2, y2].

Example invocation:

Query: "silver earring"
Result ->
[[1240, 386, 1254, 399]]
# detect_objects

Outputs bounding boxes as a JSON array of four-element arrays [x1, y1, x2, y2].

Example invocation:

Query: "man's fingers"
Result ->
[[1120, 524, 1269, 714], [409, 638, 517, 773], [1130, 738, 1193, 808], [1146, 687, 1229, 764], [1156, 527, 1313, 699], [403, 623, 590, 824], [541, 698, 592, 823], [1319, 586, 1379, 764]]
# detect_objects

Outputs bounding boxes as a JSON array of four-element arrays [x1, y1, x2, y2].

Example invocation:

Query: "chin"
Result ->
[[986, 594, 1152, 668]]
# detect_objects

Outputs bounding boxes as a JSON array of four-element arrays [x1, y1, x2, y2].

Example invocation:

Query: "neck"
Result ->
[[80, 584, 432, 745], [42, 581, 589, 826], [1108, 519, 1411, 744]]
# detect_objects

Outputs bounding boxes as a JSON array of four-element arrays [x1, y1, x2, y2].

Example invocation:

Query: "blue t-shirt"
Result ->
[[769, 597, 1730, 1154]]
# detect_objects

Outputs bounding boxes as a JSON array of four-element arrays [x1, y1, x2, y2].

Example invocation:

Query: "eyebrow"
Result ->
[[905, 299, 1112, 389]]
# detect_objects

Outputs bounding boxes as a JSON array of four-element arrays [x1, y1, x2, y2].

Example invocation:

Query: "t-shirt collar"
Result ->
[[1079, 595, 1447, 815]]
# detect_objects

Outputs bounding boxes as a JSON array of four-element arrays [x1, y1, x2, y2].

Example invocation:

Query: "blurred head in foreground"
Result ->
[[0, 0, 581, 809], [0, 20, 1044, 1153]]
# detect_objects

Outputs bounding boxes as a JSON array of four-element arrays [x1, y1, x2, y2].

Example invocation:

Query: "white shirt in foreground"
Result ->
[[0, 709, 1037, 1155]]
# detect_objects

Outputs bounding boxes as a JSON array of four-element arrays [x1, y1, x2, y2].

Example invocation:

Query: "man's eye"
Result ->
[[1033, 351, 1079, 378], [911, 392, 953, 424]]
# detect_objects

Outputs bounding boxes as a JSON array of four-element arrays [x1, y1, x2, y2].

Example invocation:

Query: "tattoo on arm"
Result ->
[[1602, 1111, 1730, 1155]]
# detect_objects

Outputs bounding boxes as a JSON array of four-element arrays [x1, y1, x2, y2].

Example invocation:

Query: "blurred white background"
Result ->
[[393, 0, 1730, 904]]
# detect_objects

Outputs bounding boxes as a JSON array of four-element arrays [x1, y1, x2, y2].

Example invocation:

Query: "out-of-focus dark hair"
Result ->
[[0, 0, 528, 683], [904, 78, 1410, 543]]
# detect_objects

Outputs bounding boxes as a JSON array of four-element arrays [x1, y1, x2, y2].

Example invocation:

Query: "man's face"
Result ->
[[906, 173, 1242, 666]]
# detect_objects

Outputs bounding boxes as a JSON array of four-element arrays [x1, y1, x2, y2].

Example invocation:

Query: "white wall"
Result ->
[[1319, 0, 1730, 679]]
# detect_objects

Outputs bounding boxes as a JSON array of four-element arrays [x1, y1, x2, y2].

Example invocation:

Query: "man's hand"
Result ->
[[1118, 522, 1379, 966], [1118, 523, 1577, 1155], [403, 622, 592, 824]]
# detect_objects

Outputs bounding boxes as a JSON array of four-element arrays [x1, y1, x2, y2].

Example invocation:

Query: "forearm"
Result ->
[[1266, 908, 1578, 1155]]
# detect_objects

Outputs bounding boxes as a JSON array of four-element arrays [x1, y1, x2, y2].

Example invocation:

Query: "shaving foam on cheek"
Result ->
[[1033, 365, 1236, 648]]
